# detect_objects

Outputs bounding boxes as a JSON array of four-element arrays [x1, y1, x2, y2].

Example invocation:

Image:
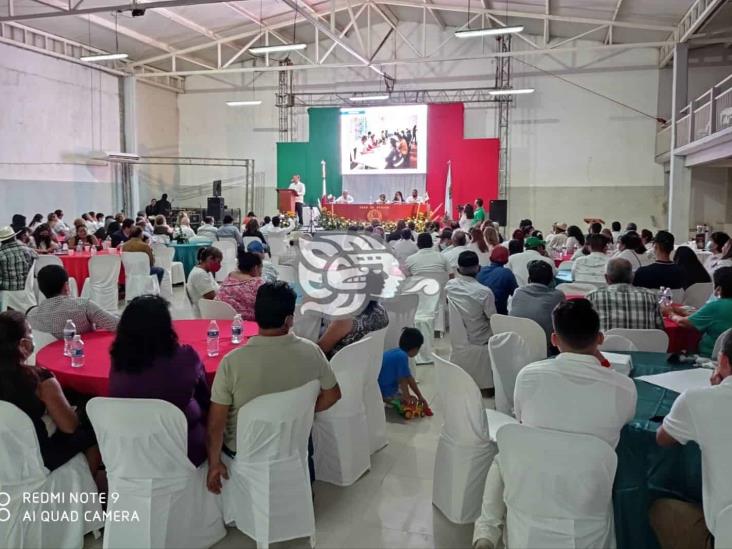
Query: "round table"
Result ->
[[58, 249, 123, 294], [36, 319, 259, 396], [554, 254, 573, 267], [168, 241, 212, 277]]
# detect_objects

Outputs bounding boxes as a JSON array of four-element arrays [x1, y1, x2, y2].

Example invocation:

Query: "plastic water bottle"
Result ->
[[63, 320, 76, 357], [70, 335, 84, 368], [231, 314, 243, 345], [76, 241, 83, 253], [663, 287, 673, 306], [207, 320, 220, 357]]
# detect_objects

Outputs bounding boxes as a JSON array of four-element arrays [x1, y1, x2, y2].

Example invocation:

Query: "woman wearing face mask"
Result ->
[[0, 311, 99, 472], [186, 247, 222, 311]]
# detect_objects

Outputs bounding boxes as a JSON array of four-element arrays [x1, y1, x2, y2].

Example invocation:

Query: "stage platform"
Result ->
[[321, 202, 431, 222]]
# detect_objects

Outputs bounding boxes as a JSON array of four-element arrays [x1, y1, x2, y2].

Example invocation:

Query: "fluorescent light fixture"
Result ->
[[80, 52, 129, 62], [226, 100, 263, 106], [454, 26, 524, 38], [348, 94, 390, 102], [489, 88, 535, 96], [105, 151, 140, 161], [249, 43, 307, 54]]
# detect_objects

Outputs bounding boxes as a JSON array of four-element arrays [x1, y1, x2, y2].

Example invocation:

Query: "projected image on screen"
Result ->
[[340, 105, 427, 174]]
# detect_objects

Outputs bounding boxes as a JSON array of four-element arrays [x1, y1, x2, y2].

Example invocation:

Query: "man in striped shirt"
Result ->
[[586, 258, 664, 331], [0, 226, 37, 292]]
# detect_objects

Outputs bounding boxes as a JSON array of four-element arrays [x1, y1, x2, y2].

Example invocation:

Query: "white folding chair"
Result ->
[[151, 244, 176, 301], [34, 255, 78, 300], [277, 264, 297, 284], [121, 252, 160, 301], [243, 236, 262, 249], [26, 330, 58, 367], [556, 282, 599, 296], [447, 299, 493, 389], [212, 240, 237, 282], [402, 275, 445, 364], [1, 259, 37, 313], [87, 398, 226, 549], [557, 260, 574, 271], [198, 298, 237, 320], [497, 424, 617, 549], [683, 282, 714, 309], [490, 314, 548, 364], [312, 337, 372, 486], [267, 236, 288, 259], [362, 327, 388, 454], [606, 328, 669, 352], [432, 354, 497, 524], [0, 402, 103, 549], [488, 332, 531, 416], [599, 334, 638, 352], [712, 327, 732, 360], [292, 305, 322, 342], [80, 254, 120, 313], [222, 381, 320, 548], [383, 293, 419, 351]]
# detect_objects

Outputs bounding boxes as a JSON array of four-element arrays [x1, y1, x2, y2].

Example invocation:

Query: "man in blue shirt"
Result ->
[[477, 246, 518, 314], [379, 328, 430, 411]]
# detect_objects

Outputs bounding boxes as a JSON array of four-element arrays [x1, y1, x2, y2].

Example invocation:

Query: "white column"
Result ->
[[668, 43, 691, 241], [123, 76, 140, 216]]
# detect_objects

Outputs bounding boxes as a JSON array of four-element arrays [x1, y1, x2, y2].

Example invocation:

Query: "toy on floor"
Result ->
[[389, 398, 433, 419]]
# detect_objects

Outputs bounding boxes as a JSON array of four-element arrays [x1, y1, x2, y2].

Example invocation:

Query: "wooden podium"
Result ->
[[277, 188, 297, 213]]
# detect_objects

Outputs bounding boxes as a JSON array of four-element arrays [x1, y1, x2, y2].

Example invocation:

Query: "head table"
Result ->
[[36, 319, 259, 396]]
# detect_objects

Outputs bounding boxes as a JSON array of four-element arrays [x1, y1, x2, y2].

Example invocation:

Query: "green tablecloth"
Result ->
[[167, 241, 212, 277], [614, 352, 702, 549]]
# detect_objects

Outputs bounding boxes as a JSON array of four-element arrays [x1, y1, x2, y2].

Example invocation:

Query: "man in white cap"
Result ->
[[0, 226, 38, 292]]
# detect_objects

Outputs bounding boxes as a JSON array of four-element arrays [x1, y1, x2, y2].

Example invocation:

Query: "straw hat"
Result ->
[[0, 226, 17, 242]]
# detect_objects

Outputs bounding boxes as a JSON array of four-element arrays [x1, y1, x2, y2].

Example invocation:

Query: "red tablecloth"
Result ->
[[58, 249, 124, 293], [664, 317, 701, 353], [321, 202, 430, 222], [554, 254, 573, 267], [36, 319, 259, 396]]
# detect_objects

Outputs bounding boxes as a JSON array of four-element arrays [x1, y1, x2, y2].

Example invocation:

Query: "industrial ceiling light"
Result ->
[[454, 26, 524, 38], [226, 100, 263, 106], [80, 52, 129, 62], [348, 94, 390, 101], [249, 43, 307, 54], [105, 151, 140, 160], [489, 88, 535, 95]]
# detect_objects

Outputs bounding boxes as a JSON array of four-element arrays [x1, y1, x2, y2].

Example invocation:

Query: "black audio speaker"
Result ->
[[212, 180, 222, 197], [207, 197, 225, 222], [489, 199, 508, 227]]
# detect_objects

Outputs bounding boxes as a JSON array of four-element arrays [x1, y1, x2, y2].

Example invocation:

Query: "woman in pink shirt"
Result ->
[[214, 251, 264, 320]]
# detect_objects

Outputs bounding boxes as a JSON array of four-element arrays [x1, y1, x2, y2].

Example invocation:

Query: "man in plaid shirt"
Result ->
[[0, 226, 37, 291], [587, 258, 664, 331]]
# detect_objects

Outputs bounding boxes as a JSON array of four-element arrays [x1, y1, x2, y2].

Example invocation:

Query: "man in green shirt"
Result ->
[[671, 267, 732, 357], [206, 281, 341, 493], [474, 198, 486, 225]]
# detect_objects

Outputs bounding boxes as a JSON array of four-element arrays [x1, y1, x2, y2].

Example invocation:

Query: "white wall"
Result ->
[[0, 43, 120, 225]]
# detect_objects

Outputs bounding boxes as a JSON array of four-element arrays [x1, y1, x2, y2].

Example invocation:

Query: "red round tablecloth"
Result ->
[[554, 254, 573, 267], [664, 317, 701, 354], [58, 249, 125, 293], [36, 319, 259, 396]]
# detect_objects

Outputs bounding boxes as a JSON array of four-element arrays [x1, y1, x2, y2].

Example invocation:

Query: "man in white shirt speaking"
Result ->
[[652, 331, 732, 549], [473, 299, 637, 549], [288, 174, 306, 226]]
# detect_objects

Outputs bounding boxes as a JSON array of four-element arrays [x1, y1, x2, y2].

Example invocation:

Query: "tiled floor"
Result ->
[[84, 287, 483, 549]]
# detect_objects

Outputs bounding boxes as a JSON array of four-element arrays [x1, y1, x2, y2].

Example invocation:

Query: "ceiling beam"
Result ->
[[604, 0, 623, 45], [544, 0, 549, 45], [659, 0, 726, 66], [148, 6, 239, 55], [423, 0, 445, 30]]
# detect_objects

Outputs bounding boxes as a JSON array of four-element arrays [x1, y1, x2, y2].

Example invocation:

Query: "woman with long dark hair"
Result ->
[[109, 295, 210, 466], [32, 223, 59, 253], [0, 311, 98, 471], [459, 204, 475, 232], [242, 218, 268, 247], [565, 225, 585, 251], [469, 227, 491, 266], [615, 231, 652, 271], [674, 246, 712, 289]]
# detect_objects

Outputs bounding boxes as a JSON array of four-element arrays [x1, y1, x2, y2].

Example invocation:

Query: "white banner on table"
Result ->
[[636, 368, 712, 394]]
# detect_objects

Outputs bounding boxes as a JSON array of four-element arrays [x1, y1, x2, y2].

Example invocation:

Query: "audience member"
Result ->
[[506, 236, 556, 287], [611, 221, 622, 242], [670, 267, 732, 357], [545, 223, 568, 252], [121, 227, 165, 282], [705, 232, 730, 273], [387, 220, 409, 243], [633, 230, 684, 290], [571, 233, 609, 285], [32, 223, 60, 253], [11, 214, 26, 234], [615, 231, 652, 271], [176, 213, 196, 239], [242, 218, 268, 248], [216, 215, 243, 247], [379, 327, 429, 409], [0, 310, 99, 472], [206, 282, 341, 492], [441, 230, 470, 269], [259, 216, 273, 234], [483, 226, 500, 250], [589, 222, 602, 236], [247, 240, 278, 283], [28, 214, 43, 231], [67, 224, 99, 249], [468, 227, 491, 266], [266, 215, 294, 238], [565, 225, 585, 254], [674, 246, 712, 290], [0, 226, 37, 292], [507, 239, 523, 256], [110, 218, 134, 248], [601, 228, 614, 244], [477, 247, 517, 315], [28, 265, 118, 337], [393, 228, 419, 262], [108, 295, 209, 466], [153, 215, 173, 238], [197, 216, 219, 240], [509, 260, 565, 350], [214, 251, 265, 320], [459, 204, 475, 232], [405, 233, 451, 276], [186, 246, 221, 306], [586, 258, 664, 331], [437, 227, 453, 251], [445, 251, 497, 346]]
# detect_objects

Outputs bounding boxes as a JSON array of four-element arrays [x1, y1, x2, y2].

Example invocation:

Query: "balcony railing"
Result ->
[[677, 73, 732, 146]]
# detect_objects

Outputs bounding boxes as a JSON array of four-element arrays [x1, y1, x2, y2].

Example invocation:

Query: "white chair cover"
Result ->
[[1, 260, 37, 313], [403, 274, 446, 364], [712, 327, 732, 360], [683, 282, 714, 309], [448, 300, 493, 389], [714, 504, 732, 546], [87, 398, 226, 549], [34, 255, 78, 301], [292, 305, 322, 342], [599, 334, 638, 352], [212, 240, 237, 282], [432, 354, 496, 524], [605, 328, 669, 353], [556, 282, 600, 296], [26, 330, 58, 367], [277, 265, 297, 284], [383, 293, 419, 351], [362, 327, 388, 454], [242, 236, 262, 248], [0, 402, 103, 549], [490, 314, 548, 364], [198, 299, 237, 320], [557, 260, 573, 271], [267, 236, 288, 258], [312, 337, 372, 486], [80, 255, 120, 313], [151, 244, 175, 301], [121, 252, 160, 301], [222, 381, 320, 547], [487, 332, 531, 416], [497, 424, 617, 549]]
